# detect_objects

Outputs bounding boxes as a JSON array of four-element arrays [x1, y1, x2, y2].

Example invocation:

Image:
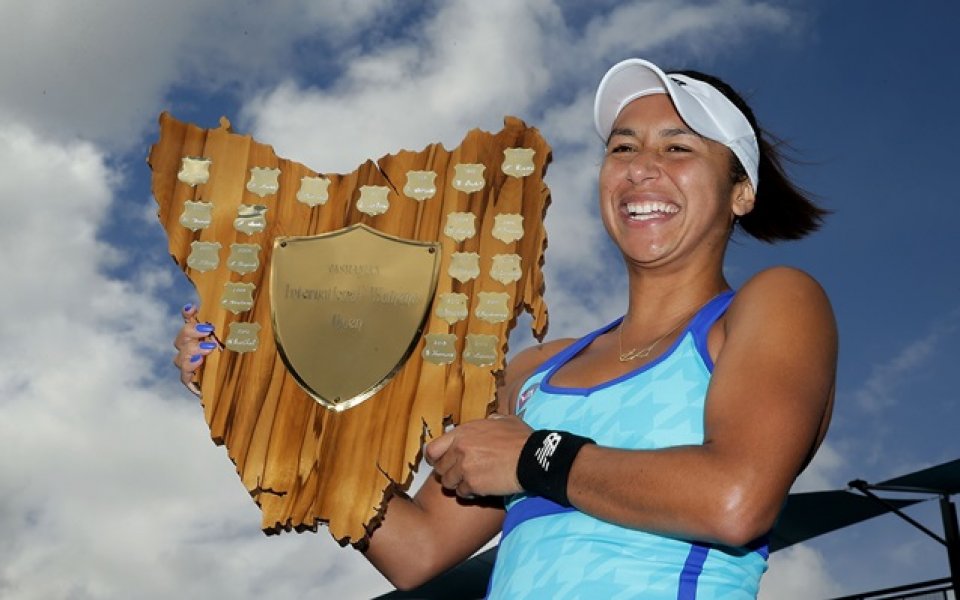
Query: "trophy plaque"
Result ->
[[148, 113, 551, 544]]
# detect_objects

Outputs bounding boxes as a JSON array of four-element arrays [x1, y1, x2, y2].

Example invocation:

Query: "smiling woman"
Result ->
[[348, 58, 838, 599], [170, 57, 838, 599], [599, 94, 753, 268]]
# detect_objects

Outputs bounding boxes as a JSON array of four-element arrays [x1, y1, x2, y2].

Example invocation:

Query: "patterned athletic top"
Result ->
[[486, 291, 768, 599]]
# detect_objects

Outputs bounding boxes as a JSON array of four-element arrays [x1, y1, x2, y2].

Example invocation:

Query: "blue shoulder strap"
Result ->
[[688, 290, 735, 372]]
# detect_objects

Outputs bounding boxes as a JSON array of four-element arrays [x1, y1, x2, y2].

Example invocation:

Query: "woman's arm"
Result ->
[[565, 267, 836, 545], [362, 476, 503, 590], [360, 340, 576, 589], [428, 267, 837, 547]]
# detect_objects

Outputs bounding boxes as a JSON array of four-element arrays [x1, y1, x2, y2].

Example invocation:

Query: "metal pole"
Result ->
[[941, 496, 960, 595], [849, 480, 946, 545]]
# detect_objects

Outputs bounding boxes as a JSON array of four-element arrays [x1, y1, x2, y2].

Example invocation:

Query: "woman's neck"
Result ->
[[621, 266, 728, 329]]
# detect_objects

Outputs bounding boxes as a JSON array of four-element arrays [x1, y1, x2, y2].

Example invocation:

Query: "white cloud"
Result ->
[[760, 544, 843, 600], [853, 311, 959, 413], [0, 0, 393, 148], [578, 0, 789, 64], [791, 439, 845, 493], [0, 124, 120, 340], [1, 1, 196, 146], [241, 0, 562, 174]]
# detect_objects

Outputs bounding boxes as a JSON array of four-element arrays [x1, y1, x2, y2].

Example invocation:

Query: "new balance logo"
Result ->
[[516, 383, 538, 415], [534, 432, 562, 471]]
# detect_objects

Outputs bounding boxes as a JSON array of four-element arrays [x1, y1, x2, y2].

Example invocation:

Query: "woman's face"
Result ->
[[598, 94, 753, 269]]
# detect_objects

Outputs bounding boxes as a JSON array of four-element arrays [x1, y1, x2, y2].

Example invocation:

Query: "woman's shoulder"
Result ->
[[736, 266, 827, 300], [729, 266, 834, 328], [507, 338, 577, 378]]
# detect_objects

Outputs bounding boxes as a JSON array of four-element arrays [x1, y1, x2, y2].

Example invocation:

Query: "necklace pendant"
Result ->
[[618, 346, 652, 362], [616, 292, 720, 364]]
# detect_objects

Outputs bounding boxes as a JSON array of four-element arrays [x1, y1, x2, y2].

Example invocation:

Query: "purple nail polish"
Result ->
[[199, 342, 217, 350], [189, 354, 202, 363], [183, 303, 194, 312], [196, 323, 214, 333]]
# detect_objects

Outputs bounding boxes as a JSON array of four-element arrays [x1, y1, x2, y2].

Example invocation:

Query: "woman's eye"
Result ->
[[608, 143, 634, 154], [666, 144, 691, 153]]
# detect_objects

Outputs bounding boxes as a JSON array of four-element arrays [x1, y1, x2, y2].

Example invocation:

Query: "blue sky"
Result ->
[[1, 1, 957, 598]]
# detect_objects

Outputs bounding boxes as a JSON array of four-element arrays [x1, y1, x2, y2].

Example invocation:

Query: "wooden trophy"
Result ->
[[148, 113, 551, 544]]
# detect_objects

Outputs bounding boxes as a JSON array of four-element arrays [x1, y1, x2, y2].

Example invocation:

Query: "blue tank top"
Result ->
[[486, 291, 768, 599]]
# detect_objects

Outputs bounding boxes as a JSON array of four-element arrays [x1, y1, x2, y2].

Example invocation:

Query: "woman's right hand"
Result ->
[[172, 303, 219, 397]]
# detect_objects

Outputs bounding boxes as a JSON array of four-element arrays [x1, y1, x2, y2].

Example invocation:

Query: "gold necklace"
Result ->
[[617, 294, 718, 362]]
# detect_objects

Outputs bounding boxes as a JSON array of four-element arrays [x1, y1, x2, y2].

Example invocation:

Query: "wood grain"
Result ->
[[148, 113, 551, 544]]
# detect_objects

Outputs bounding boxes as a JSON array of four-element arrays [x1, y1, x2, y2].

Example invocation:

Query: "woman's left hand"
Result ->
[[425, 414, 532, 498]]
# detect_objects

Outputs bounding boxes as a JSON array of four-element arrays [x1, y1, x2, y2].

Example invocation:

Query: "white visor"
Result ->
[[594, 58, 759, 190]]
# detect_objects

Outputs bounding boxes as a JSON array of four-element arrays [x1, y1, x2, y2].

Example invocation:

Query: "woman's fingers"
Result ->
[[181, 302, 198, 323], [173, 303, 217, 396], [180, 363, 202, 397]]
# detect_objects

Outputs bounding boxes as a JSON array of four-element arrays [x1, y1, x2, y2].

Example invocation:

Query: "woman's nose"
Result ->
[[626, 150, 661, 184]]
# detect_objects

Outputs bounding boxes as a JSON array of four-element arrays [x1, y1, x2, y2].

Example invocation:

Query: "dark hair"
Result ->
[[674, 70, 828, 242]]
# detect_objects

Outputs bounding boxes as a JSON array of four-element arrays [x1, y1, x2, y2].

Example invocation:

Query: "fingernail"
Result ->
[[183, 303, 194, 312], [199, 342, 217, 350], [196, 323, 214, 333], [189, 354, 202, 363]]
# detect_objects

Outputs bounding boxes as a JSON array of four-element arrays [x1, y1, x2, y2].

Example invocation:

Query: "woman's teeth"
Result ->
[[625, 201, 678, 220]]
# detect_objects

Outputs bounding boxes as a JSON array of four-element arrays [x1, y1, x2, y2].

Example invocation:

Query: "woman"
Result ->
[[175, 58, 837, 598]]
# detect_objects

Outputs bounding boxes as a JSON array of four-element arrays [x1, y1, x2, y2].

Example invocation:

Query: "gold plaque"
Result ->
[[490, 253, 522, 284], [444, 212, 477, 242], [435, 292, 469, 324], [221, 282, 256, 314], [452, 163, 486, 193], [448, 252, 480, 283], [247, 167, 281, 197], [297, 176, 331, 207], [180, 201, 214, 231], [149, 113, 551, 544], [226, 243, 261, 275], [234, 204, 268, 235], [501, 148, 536, 178], [186, 241, 221, 272], [271, 224, 440, 411], [356, 185, 391, 216], [475, 291, 510, 323], [422, 333, 457, 365], [225, 321, 261, 352], [404, 170, 437, 201], [177, 156, 211, 186], [464, 334, 499, 367], [492, 214, 524, 243]]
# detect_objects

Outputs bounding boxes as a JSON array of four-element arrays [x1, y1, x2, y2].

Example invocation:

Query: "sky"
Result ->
[[1, 0, 958, 598]]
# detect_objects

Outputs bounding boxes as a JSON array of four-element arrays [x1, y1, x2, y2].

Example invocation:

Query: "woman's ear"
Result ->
[[731, 180, 756, 217]]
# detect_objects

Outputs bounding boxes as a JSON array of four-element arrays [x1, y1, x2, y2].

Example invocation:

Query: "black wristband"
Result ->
[[516, 429, 595, 507]]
